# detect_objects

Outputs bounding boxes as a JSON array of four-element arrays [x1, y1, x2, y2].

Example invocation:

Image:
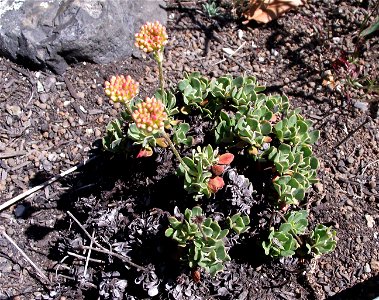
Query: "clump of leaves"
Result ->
[[263, 211, 337, 257], [203, 1, 220, 18], [177, 145, 234, 200], [165, 207, 250, 276]]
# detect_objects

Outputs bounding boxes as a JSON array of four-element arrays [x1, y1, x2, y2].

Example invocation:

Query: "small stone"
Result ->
[[94, 128, 101, 137], [39, 93, 49, 103], [14, 203, 30, 218], [7, 158, 16, 167], [369, 180, 376, 190], [2, 261, 12, 273], [40, 122, 49, 132], [258, 57, 265, 63], [42, 160, 52, 172], [77, 91, 85, 99], [365, 214, 375, 228], [6, 104, 22, 117], [346, 199, 354, 207], [148, 286, 159, 297], [371, 259, 379, 272], [354, 101, 368, 112], [39, 103, 47, 110], [97, 97, 103, 106], [314, 183, 324, 193], [364, 263, 371, 273], [346, 156, 354, 165], [271, 49, 279, 57]]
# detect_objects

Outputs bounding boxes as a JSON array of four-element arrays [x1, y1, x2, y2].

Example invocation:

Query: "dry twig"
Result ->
[[0, 227, 50, 283], [66, 211, 148, 271], [0, 156, 97, 212]]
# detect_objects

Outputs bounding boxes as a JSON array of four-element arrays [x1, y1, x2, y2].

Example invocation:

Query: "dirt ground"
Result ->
[[0, 0, 378, 299]]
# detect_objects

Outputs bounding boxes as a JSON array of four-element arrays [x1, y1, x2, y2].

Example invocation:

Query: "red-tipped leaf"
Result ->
[[218, 153, 234, 165]]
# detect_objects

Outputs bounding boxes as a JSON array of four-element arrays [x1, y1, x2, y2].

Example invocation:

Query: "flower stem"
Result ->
[[161, 131, 185, 166], [155, 50, 165, 95]]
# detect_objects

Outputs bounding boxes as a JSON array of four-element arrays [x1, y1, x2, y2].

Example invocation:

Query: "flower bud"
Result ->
[[132, 96, 167, 134], [135, 21, 168, 53], [104, 75, 139, 104]]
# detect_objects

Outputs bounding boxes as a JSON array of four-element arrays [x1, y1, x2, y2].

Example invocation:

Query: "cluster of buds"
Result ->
[[132, 97, 168, 133], [104, 75, 139, 104], [135, 21, 168, 53]]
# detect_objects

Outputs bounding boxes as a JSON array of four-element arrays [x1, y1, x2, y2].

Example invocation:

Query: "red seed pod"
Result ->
[[208, 176, 225, 193], [211, 164, 225, 176], [218, 153, 234, 165], [192, 269, 201, 283]]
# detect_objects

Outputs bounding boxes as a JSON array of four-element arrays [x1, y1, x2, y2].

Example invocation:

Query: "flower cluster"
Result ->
[[104, 75, 139, 103], [132, 97, 167, 133], [135, 21, 168, 53]]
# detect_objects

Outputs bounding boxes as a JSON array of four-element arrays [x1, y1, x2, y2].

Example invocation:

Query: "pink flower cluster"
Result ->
[[104, 75, 139, 103], [132, 97, 168, 133], [135, 21, 168, 53]]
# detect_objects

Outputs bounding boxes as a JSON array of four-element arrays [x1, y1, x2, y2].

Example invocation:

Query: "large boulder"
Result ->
[[0, 0, 167, 74]]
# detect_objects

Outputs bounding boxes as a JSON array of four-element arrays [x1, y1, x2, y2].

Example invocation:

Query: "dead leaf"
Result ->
[[242, 0, 305, 24]]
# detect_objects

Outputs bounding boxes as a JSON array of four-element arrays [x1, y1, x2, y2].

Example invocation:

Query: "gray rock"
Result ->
[[0, 0, 166, 74]]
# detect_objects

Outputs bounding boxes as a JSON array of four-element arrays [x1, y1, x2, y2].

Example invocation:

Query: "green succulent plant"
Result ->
[[227, 213, 250, 234], [262, 210, 308, 257], [307, 225, 337, 255], [177, 145, 219, 199], [165, 206, 249, 276], [102, 118, 126, 152]]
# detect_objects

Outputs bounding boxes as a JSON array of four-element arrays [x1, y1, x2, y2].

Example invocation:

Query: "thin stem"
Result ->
[[277, 212, 304, 246], [161, 131, 185, 167], [196, 223, 208, 241], [155, 50, 165, 95]]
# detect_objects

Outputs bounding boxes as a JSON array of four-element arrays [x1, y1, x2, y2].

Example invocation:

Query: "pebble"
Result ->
[[314, 182, 324, 193], [6, 104, 22, 117], [2, 261, 12, 273], [354, 101, 369, 112], [97, 97, 103, 106], [42, 160, 53, 172], [94, 128, 102, 137], [369, 180, 376, 190], [7, 158, 16, 167], [39, 93, 49, 103], [365, 214, 375, 228], [364, 263, 371, 273], [148, 286, 159, 297]]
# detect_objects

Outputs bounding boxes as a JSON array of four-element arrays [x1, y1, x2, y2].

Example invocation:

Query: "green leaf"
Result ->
[[178, 80, 189, 91], [360, 18, 379, 37], [165, 228, 174, 237], [309, 130, 320, 144], [192, 206, 202, 217]]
